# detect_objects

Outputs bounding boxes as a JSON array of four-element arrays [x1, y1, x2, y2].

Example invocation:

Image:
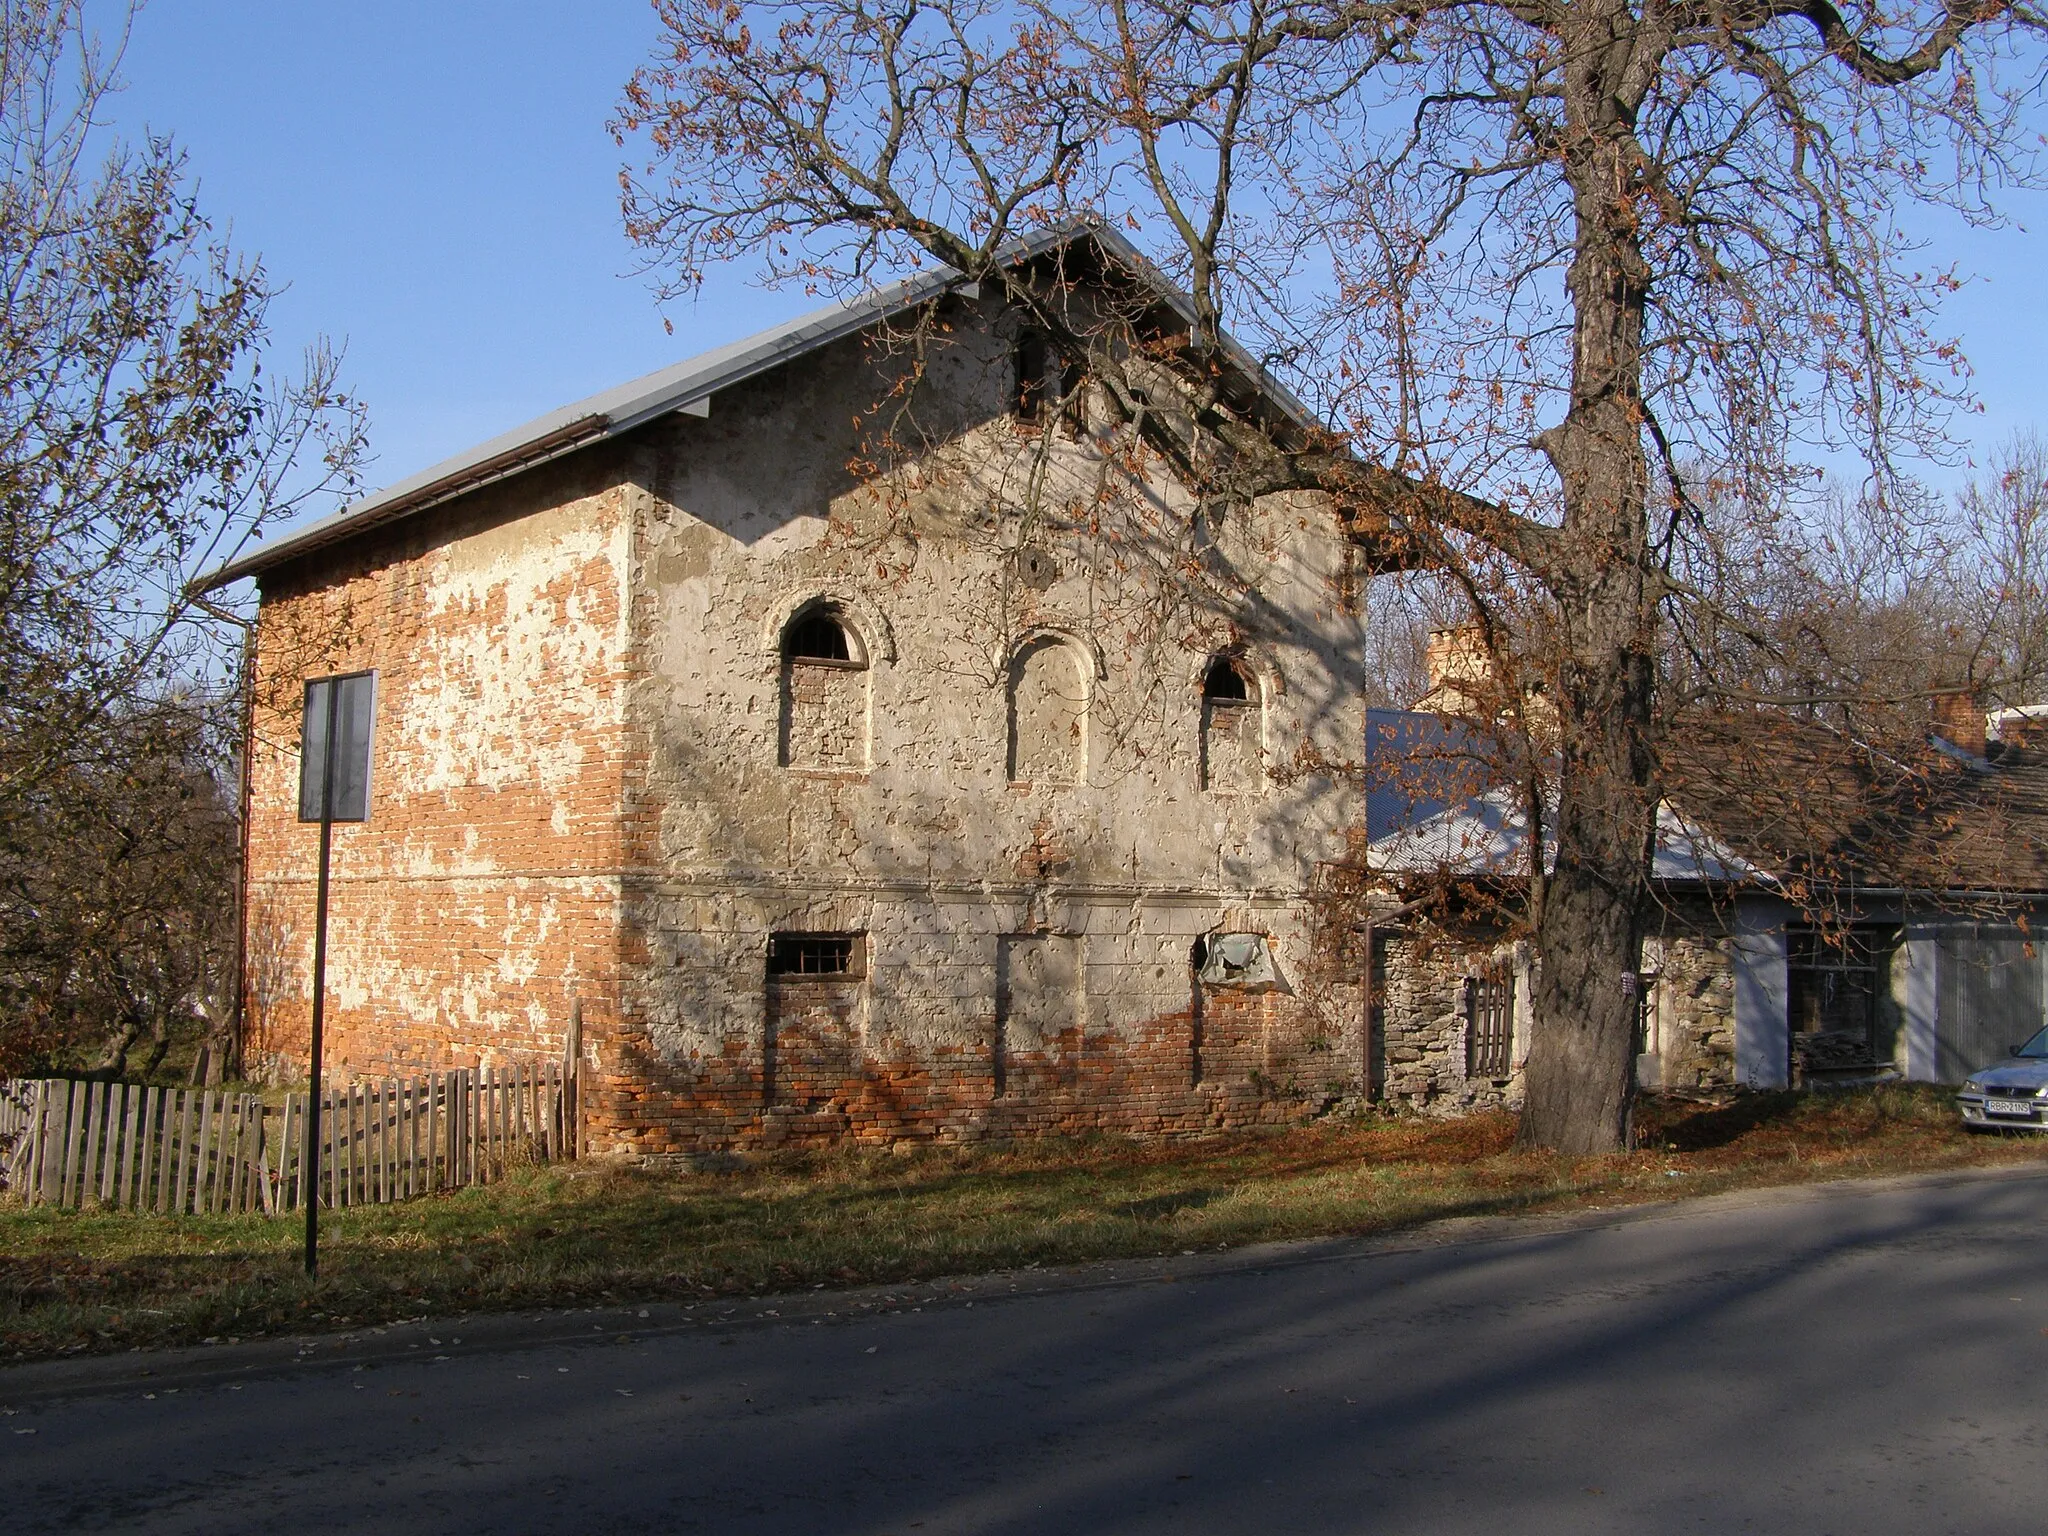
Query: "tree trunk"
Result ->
[[1518, 16, 1661, 1153]]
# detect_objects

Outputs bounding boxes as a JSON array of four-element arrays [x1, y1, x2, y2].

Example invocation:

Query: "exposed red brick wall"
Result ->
[[241, 452, 636, 1088]]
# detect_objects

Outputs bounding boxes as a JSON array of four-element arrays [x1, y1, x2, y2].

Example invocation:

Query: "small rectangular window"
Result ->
[[767, 933, 863, 978], [1015, 333, 1049, 421], [1467, 965, 1514, 1080]]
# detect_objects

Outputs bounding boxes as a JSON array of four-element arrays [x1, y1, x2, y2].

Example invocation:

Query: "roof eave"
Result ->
[[190, 218, 1325, 596]]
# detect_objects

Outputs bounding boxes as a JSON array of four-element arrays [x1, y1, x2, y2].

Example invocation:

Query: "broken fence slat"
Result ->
[[70, 1080, 90, 1208], [117, 1084, 143, 1207], [113, 1083, 134, 1206], [258, 1099, 278, 1216], [79, 1081, 106, 1207], [153, 1087, 173, 1215], [41, 1081, 56, 1202], [279, 1094, 300, 1213], [59, 1080, 83, 1208], [211, 1093, 231, 1214], [197, 1091, 217, 1215], [172, 1088, 196, 1215], [426, 1077, 440, 1195], [39, 1081, 57, 1206], [223, 1096, 243, 1214], [102, 1083, 126, 1206], [194, 1090, 217, 1216], [25, 1082, 48, 1205], [143, 1087, 166, 1214], [51, 1080, 75, 1208]]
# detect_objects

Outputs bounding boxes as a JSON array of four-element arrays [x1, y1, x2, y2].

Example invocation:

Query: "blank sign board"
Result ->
[[299, 672, 375, 823]]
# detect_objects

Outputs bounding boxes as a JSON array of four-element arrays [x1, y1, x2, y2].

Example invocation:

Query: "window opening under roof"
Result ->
[[1016, 332, 1049, 421], [1467, 964, 1515, 1080]]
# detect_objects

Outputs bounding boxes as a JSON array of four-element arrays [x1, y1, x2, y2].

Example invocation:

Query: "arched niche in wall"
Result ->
[[778, 599, 872, 772], [1199, 652, 1265, 792], [1006, 630, 1095, 786]]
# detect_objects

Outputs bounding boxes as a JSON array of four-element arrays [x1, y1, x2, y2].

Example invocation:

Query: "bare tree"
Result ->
[[0, 697, 238, 1079], [1952, 431, 2048, 703], [616, 0, 2044, 1150], [0, 0, 367, 1075], [0, 0, 366, 804]]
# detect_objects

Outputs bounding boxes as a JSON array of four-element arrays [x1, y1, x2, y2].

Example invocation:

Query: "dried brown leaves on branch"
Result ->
[[0, 1, 367, 1076], [616, 0, 2047, 1149]]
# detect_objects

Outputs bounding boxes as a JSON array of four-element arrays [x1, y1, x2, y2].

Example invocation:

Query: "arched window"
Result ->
[[1203, 658, 1250, 702], [1007, 635, 1088, 785], [785, 609, 854, 662], [1200, 654, 1261, 791], [780, 604, 870, 771]]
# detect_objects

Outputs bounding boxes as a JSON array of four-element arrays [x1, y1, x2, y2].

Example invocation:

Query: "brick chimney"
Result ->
[[1419, 626, 1493, 714], [1931, 687, 1987, 758]]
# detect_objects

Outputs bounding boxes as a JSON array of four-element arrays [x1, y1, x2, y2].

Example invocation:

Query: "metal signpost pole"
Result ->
[[305, 683, 341, 1279]]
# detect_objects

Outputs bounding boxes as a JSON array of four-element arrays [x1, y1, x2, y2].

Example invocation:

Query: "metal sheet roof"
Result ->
[[194, 220, 1318, 593]]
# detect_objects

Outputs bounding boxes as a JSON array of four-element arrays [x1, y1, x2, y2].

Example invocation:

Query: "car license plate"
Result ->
[[1986, 1100, 2037, 1118]]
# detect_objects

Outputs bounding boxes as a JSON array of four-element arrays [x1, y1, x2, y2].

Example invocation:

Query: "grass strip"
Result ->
[[4, 1084, 2042, 1363]]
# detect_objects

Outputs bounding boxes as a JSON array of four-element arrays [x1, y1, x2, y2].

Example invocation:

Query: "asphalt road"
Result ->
[[8, 1165, 2048, 1535]]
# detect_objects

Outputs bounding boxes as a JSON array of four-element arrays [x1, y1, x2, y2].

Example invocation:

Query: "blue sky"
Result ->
[[110, 2, 797, 509], [110, 1, 2048, 532]]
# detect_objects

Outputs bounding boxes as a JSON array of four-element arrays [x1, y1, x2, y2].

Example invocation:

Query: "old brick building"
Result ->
[[203, 226, 1386, 1155]]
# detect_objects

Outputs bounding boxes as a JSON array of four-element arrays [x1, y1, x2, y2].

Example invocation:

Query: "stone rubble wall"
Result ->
[[1643, 933, 1739, 1091], [1370, 921, 1742, 1111], [1375, 934, 1523, 1115]]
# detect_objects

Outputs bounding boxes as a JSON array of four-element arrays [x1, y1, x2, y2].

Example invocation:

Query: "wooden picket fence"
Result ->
[[0, 1063, 575, 1214]]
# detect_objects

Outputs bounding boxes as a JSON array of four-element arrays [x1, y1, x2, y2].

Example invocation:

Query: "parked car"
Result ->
[[1957, 1028, 2048, 1131]]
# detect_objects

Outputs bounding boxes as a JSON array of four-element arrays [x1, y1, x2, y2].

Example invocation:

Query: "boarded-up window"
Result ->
[[1195, 932, 1275, 987], [994, 933, 1081, 1094], [1191, 933, 1273, 1084], [1007, 637, 1087, 785], [780, 606, 869, 771], [1936, 927, 2042, 1082], [764, 932, 865, 1109], [1200, 657, 1261, 791], [1466, 964, 1515, 1080], [1788, 926, 1893, 1074]]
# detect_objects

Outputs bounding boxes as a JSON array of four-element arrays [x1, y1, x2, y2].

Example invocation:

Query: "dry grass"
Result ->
[[3, 1084, 2041, 1363]]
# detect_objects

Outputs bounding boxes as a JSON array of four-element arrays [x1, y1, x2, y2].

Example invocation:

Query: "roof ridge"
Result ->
[[193, 219, 1316, 593]]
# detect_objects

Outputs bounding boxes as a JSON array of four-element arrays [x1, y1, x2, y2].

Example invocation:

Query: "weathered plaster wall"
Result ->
[[242, 451, 634, 1082], [1731, 900, 1793, 1088], [602, 296, 1374, 1151], [242, 293, 1375, 1151]]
